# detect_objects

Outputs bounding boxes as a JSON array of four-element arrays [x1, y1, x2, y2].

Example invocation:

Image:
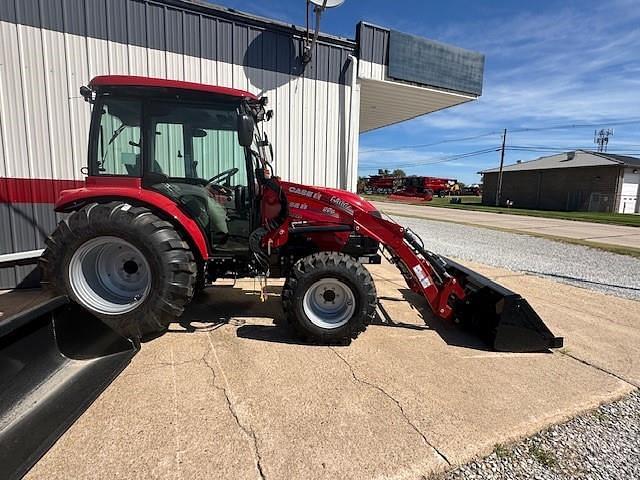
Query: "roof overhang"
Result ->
[[359, 78, 476, 133], [357, 23, 484, 133]]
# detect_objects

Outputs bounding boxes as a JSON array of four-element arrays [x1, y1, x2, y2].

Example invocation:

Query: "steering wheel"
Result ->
[[206, 167, 239, 196], [206, 167, 239, 187]]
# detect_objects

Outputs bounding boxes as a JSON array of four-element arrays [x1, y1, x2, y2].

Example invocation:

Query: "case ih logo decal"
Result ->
[[289, 186, 321, 200], [322, 206, 337, 216], [329, 196, 354, 215], [289, 202, 309, 210]]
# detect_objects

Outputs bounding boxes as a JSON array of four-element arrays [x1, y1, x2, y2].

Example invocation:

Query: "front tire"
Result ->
[[282, 252, 377, 344], [40, 202, 197, 340]]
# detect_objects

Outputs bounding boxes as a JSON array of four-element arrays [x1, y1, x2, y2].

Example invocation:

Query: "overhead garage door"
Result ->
[[619, 169, 639, 214]]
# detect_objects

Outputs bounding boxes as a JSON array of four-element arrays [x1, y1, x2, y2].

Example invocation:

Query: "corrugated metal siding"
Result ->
[[0, 0, 359, 288], [357, 22, 389, 81], [357, 21, 485, 97]]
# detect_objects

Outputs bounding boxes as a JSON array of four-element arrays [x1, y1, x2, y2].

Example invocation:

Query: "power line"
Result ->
[[359, 131, 502, 153], [359, 119, 640, 154], [507, 145, 640, 154], [357, 118, 640, 171], [359, 147, 499, 170], [508, 118, 640, 134]]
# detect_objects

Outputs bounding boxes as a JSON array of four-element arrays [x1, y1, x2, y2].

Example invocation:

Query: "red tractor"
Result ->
[[40, 76, 561, 351]]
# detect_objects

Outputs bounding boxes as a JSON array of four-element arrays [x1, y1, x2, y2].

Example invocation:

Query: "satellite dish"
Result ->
[[309, 0, 345, 7], [302, 0, 346, 64]]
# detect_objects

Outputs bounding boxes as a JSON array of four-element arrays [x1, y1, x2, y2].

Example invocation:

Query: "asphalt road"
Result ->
[[387, 214, 640, 301]]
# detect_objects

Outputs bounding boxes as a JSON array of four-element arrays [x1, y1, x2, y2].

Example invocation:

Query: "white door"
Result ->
[[618, 169, 640, 214]]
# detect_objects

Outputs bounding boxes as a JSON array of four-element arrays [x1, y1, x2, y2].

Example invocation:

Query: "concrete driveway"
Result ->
[[373, 201, 640, 250], [24, 260, 639, 480]]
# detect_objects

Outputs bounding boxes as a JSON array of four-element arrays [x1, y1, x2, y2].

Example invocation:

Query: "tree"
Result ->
[[357, 176, 367, 193], [392, 169, 406, 177]]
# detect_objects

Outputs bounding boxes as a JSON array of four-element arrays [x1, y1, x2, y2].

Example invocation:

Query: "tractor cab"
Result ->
[[85, 76, 270, 262]]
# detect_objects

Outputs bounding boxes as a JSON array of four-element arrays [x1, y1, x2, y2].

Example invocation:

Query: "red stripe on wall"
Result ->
[[0, 178, 85, 204]]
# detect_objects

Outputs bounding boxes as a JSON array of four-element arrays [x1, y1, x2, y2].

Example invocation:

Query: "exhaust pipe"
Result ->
[[0, 296, 137, 480], [444, 259, 563, 352]]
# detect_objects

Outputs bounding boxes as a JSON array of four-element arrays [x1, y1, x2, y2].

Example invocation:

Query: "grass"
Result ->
[[362, 194, 640, 227], [493, 443, 513, 459], [528, 443, 559, 468]]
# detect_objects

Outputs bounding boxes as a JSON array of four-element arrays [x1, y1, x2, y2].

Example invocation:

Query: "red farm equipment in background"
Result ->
[[387, 176, 456, 202], [363, 174, 403, 194]]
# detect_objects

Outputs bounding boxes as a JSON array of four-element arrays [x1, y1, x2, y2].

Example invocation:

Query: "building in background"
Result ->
[[0, 0, 484, 288], [481, 150, 640, 213]]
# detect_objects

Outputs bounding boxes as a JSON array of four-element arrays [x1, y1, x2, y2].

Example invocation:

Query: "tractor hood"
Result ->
[[280, 181, 377, 224]]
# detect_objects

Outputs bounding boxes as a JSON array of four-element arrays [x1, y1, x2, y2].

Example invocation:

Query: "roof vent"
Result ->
[[566, 151, 575, 161]]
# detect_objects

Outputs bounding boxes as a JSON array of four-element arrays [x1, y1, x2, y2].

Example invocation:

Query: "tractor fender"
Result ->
[[55, 184, 210, 260]]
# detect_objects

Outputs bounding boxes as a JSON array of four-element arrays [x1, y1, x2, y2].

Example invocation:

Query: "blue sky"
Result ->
[[217, 0, 640, 184]]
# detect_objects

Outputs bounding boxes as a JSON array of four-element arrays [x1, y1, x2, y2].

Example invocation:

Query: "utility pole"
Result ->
[[495, 128, 507, 206]]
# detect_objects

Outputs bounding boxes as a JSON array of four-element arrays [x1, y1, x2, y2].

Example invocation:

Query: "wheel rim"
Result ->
[[302, 278, 356, 329], [68, 236, 151, 315]]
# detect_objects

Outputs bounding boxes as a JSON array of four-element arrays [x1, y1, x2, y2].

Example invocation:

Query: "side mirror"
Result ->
[[237, 113, 254, 147], [79, 85, 95, 103]]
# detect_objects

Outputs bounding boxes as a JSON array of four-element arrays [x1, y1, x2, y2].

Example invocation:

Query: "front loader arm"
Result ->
[[354, 210, 563, 352], [353, 211, 465, 321]]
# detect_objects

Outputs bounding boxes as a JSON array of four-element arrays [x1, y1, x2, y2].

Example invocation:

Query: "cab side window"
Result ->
[[95, 98, 142, 176], [153, 123, 186, 177]]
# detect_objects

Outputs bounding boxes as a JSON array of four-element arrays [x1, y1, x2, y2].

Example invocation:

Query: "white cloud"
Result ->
[[358, 1, 640, 183], [416, 2, 640, 133]]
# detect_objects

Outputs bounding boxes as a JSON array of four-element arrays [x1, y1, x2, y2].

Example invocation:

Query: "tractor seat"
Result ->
[[153, 182, 229, 241]]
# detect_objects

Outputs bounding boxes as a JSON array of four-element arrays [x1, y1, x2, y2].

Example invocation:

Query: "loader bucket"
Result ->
[[0, 296, 137, 480], [444, 259, 563, 352]]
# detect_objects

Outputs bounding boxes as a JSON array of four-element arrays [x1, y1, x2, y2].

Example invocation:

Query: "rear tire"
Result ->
[[39, 201, 197, 340], [282, 252, 377, 344]]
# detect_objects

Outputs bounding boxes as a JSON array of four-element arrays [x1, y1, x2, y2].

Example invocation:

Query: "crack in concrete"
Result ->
[[202, 335, 267, 480], [330, 347, 452, 467], [170, 347, 183, 480], [560, 350, 639, 389], [120, 358, 204, 378]]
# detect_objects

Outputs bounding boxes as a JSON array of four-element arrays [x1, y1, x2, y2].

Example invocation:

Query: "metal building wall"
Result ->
[[0, 0, 359, 288]]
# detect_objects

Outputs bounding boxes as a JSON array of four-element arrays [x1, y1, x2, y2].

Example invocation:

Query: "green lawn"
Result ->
[[362, 194, 640, 227]]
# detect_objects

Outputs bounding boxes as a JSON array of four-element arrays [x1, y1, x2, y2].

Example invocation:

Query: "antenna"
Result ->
[[303, 0, 345, 64], [594, 128, 614, 152]]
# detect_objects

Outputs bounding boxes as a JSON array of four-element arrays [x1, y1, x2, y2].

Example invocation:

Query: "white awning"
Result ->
[[359, 77, 476, 133]]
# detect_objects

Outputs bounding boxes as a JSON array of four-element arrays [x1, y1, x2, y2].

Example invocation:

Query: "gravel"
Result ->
[[388, 215, 640, 301], [434, 390, 640, 480], [386, 214, 640, 479]]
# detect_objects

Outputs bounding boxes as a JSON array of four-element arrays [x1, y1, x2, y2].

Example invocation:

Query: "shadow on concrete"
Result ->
[[379, 288, 491, 351], [168, 283, 286, 334], [179, 283, 493, 351]]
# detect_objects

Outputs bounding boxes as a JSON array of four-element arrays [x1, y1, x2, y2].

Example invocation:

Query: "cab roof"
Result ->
[[89, 75, 259, 100]]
